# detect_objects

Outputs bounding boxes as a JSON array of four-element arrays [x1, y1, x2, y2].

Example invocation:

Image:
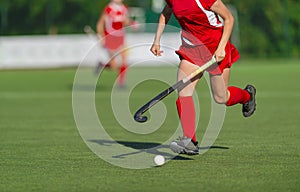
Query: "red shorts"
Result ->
[[175, 42, 240, 75], [103, 34, 125, 52]]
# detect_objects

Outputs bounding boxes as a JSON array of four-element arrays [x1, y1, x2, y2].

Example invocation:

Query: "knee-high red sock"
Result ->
[[176, 96, 197, 142], [226, 86, 250, 106], [117, 64, 127, 87]]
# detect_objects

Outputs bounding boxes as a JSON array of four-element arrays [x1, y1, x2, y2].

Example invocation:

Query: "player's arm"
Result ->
[[96, 12, 106, 40], [210, 0, 234, 62], [124, 14, 140, 31], [123, 7, 133, 27], [124, 16, 131, 26], [150, 5, 173, 56]]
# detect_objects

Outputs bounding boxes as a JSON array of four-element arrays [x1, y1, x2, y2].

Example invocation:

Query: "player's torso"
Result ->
[[105, 2, 128, 35], [172, 0, 209, 25], [170, 0, 223, 45]]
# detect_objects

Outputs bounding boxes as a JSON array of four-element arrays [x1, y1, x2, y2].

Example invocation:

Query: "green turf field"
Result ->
[[1, 59, 299, 192]]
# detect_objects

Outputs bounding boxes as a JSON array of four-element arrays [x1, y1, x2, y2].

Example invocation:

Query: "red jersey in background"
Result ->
[[103, 2, 128, 51]]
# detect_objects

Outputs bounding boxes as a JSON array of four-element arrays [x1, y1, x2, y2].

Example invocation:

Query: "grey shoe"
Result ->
[[243, 84, 257, 117], [170, 136, 199, 155]]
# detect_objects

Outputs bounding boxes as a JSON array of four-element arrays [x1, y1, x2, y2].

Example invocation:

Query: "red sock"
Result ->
[[176, 96, 197, 142], [117, 64, 127, 87], [226, 86, 250, 106]]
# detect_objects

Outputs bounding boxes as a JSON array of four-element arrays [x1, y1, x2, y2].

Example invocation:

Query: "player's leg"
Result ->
[[107, 51, 118, 70], [210, 68, 256, 117], [96, 33, 120, 71], [222, 68, 257, 117], [209, 69, 230, 105], [95, 47, 115, 74], [117, 47, 128, 87], [170, 60, 201, 155]]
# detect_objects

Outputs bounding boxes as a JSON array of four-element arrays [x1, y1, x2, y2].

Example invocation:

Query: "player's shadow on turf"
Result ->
[[89, 139, 193, 160], [88, 139, 229, 161], [200, 146, 229, 150]]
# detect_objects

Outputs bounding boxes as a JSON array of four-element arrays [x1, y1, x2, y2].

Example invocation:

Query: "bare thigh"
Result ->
[[177, 60, 202, 97], [119, 47, 128, 65], [108, 45, 127, 69]]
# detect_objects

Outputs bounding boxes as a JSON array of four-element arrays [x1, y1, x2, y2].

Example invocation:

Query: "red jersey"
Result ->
[[166, 0, 223, 47], [166, 0, 240, 75], [104, 2, 128, 37]]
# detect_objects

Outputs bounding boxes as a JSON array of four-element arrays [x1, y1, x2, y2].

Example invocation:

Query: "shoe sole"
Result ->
[[170, 142, 199, 155], [243, 85, 256, 117]]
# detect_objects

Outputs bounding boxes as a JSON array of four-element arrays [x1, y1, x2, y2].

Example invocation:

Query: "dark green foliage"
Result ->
[[0, 0, 299, 57]]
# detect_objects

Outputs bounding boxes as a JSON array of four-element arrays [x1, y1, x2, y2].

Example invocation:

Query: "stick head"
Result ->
[[83, 25, 94, 34], [134, 113, 148, 123]]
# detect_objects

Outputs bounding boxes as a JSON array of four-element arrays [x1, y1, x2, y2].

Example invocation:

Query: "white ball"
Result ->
[[154, 155, 165, 166]]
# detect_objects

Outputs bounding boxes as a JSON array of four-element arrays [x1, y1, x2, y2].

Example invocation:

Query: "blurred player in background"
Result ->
[[151, 0, 256, 155], [96, 0, 132, 88]]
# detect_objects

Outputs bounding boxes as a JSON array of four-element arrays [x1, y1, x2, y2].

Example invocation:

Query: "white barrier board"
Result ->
[[0, 33, 181, 69]]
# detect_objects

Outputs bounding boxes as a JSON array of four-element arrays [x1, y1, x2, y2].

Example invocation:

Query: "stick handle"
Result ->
[[182, 57, 216, 83]]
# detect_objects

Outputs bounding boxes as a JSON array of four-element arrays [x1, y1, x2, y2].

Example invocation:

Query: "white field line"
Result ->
[[0, 91, 300, 99], [0, 92, 71, 99]]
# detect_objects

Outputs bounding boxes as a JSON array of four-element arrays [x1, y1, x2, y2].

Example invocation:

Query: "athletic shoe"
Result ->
[[170, 136, 199, 155], [95, 62, 111, 74], [243, 84, 256, 117]]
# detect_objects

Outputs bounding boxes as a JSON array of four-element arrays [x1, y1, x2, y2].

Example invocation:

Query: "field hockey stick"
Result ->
[[84, 25, 97, 38], [134, 56, 217, 123], [83, 25, 99, 41]]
